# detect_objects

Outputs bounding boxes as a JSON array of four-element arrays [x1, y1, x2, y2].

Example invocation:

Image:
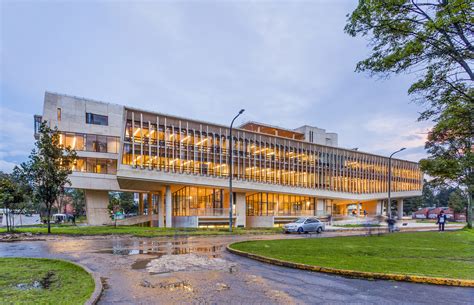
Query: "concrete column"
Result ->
[[165, 186, 172, 228], [138, 193, 144, 215], [317, 199, 324, 216], [397, 199, 404, 219], [85, 190, 111, 225], [357, 202, 361, 216], [376, 200, 383, 216], [235, 192, 246, 228], [158, 192, 165, 227], [149, 192, 153, 225]]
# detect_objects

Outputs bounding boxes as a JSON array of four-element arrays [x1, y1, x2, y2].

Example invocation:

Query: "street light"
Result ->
[[387, 147, 406, 222], [229, 109, 245, 232]]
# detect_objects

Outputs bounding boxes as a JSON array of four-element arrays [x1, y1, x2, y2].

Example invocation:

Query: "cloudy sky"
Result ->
[[0, 0, 432, 172]]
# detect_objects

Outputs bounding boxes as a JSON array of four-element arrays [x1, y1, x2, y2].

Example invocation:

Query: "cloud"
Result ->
[[0, 107, 34, 170], [0, 160, 17, 173], [358, 114, 432, 161]]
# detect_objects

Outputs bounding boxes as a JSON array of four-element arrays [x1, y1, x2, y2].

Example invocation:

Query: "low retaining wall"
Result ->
[[63, 260, 103, 305], [227, 245, 474, 287]]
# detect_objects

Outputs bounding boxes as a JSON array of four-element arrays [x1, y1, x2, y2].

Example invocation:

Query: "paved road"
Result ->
[[0, 233, 472, 304]]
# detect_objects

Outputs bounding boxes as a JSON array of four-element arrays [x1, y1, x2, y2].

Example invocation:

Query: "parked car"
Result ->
[[283, 217, 325, 234]]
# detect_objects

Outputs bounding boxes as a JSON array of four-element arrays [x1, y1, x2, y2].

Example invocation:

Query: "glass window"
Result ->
[[86, 112, 108, 126], [107, 159, 117, 174], [97, 135, 107, 153], [57, 108, 61, 121], [65, 133, 84, 150], [86, 135, 96, 152], [72, 158, 85, 172], [107, 137, 118, 153], [96, 159, 107, 174], [86, 158, 96, 173]]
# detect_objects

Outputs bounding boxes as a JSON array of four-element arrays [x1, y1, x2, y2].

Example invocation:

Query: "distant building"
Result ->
[[35, 92, 423, 227]]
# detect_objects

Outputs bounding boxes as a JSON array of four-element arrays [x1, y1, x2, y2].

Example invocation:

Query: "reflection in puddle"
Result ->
[[95, 240, 223, 259], [131, 258, 155, 270]]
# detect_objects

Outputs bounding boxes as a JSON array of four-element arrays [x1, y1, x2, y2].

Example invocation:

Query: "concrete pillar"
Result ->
[[158, 192, 165, 227], [235, 192, 246, 227], [148, 192, 153, 225], [165, 186, 172, 228], [317, 199, 324, 216], [376, 200, 383, 216], [357, 202, 361, 216], [85, 190, 111, 225], [138, 193, 144, 215], [397, 199, 404, 219]]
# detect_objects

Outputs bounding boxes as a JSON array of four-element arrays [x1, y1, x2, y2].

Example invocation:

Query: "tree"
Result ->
[[345, 0, 473, 228], [24, 122, 76, 233], [404, 180, 437, 213], [69, 189, 86, 218], [0, 168, 32, 232], [108, 196, 121, 227], [448, 189, 468, 213], [109, 192, 137, 215]]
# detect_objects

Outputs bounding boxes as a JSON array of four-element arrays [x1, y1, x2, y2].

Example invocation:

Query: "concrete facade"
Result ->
[[36, 92, 423, 228], [85, 190, 111, 225]]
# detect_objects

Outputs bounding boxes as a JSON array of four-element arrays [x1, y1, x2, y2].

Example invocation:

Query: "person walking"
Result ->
[[437, 210, 447, 231]]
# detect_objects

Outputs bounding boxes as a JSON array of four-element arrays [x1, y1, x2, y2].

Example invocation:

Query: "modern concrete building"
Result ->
[[35, 92, 423, 227]]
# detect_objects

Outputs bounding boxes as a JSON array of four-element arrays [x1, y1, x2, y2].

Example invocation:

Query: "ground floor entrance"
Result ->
[[84, 185, 406, 228]]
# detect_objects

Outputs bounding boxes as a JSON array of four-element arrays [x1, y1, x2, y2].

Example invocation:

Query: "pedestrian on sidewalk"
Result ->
[[437, 210, 447, 231]]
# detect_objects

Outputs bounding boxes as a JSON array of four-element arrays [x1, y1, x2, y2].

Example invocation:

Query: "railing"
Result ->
[[248, 210, 330, 217], [175, 208, 231, 217], [330, 214, 382, 225]]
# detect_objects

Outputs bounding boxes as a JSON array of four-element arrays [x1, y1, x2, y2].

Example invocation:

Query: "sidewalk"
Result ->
[[326, 222, 465, 232]]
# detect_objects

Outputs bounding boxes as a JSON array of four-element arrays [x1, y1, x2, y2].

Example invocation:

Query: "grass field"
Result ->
[[0, 258, 95, 304], [1, 225, 282, 237], [230, 229, 474, 280]]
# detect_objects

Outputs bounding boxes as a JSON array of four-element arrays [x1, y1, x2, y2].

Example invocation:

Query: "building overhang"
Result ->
[[115, 166, 421, 200]]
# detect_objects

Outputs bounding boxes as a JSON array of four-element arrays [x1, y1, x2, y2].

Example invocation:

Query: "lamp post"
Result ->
[[229, 109, 245, 232], [387, 147, 406, 221]]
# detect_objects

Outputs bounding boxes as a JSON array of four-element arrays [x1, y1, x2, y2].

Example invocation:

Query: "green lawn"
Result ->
[[230, 229, 474, 280], [1, 225, 282, 237], [0, 258, 95, 304], [332, 224, 382, 228]]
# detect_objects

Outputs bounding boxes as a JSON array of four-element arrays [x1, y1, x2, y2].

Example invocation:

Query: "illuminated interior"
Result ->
[[121, 111, 423, 194]]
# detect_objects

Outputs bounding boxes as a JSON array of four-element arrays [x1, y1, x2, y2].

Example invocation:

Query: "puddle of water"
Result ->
[[131, 258, 156, 270], [15, 271, 56, 291], [16, 281, 42, 290], [159, 280, 193, 292], [96, 244, 223, 258]]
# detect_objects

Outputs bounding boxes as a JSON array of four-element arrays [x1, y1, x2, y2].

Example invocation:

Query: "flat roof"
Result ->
[[239, 121, 305, 140]]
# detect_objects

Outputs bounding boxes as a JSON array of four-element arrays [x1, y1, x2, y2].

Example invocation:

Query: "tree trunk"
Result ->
[[5, 210, 9, 233], [47, 207, 51, 234], [467, 190, 472, 229]]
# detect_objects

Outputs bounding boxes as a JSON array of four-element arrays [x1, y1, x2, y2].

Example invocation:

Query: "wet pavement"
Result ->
[[0, 233, 473, 305]]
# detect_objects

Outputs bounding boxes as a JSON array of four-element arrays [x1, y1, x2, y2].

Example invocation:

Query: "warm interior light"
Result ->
[[196, 138, 208, 145]]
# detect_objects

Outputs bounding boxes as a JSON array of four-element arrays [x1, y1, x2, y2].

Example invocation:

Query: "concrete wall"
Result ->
[[85, 190, 111, 225], [173, 216, 198, 228], [43, 92, 124, 137], [293, 125, 338, 147], [235, 192, 246, 227], [247, 216, 274, 228]]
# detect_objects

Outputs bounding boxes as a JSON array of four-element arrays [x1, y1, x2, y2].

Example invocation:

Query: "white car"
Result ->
[[283, 217, 325, 234]]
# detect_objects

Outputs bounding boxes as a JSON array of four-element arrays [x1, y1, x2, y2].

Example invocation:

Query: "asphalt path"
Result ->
[[0, 232, 472, 304]]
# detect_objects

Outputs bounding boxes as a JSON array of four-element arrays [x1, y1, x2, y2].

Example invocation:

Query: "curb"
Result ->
[[68, 261, 103, 305], [226, 245, 474, 287]]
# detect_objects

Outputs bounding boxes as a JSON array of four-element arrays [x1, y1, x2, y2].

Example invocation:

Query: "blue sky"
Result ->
[[0, 0, 431, 172]]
